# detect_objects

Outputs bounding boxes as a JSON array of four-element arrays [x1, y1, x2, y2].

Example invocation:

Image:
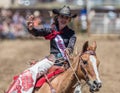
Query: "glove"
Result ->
[[26, 15, 34, 30], [64, 48, 72, 55]]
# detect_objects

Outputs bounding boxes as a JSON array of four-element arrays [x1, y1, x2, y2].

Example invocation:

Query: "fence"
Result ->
[[89, 12, 120, 34]]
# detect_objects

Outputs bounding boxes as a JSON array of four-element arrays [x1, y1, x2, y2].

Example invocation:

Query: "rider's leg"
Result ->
[[6, 56, 55, 93]]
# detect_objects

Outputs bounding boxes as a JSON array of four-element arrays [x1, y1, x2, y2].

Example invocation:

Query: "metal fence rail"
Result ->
[[89, 13, 120, 34]]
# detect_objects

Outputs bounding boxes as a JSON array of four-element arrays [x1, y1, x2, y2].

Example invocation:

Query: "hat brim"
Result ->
[[52, 9, 77, 18]]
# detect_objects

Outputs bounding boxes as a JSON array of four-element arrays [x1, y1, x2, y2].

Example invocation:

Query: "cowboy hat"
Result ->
[[52, 5, 77, 18]]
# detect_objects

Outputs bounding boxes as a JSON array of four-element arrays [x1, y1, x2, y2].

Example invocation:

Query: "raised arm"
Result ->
[[28, 27, 52, 37], [27, 15, 52, 37]]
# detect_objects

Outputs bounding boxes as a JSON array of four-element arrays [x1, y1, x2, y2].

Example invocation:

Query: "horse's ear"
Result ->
[[82, 41, 89, 53], [92, 41, 97, 51]]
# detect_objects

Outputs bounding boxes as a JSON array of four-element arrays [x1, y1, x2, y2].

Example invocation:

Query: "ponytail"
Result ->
[[53, 16, 59, 30]]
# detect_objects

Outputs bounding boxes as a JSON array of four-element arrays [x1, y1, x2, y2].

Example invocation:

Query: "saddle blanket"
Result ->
[[35, 69, 64, 87]]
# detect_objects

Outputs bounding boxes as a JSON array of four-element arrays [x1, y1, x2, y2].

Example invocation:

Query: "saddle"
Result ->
[[12, 66, 65, 88], [33, 54, 69, 88], [35, 66, 65, 88]]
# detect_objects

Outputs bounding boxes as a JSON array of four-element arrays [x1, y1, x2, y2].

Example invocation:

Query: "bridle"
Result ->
[[79, 50, 96, 83], [65, 50, 98, 92]]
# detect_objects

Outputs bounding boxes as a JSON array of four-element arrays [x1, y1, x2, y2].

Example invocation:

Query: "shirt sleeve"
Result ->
[[27, 25, 52, 37], [67, 34, 77, 53]]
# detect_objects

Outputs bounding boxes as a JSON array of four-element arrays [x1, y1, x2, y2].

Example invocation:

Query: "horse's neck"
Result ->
[[58, 55, 80, 93]]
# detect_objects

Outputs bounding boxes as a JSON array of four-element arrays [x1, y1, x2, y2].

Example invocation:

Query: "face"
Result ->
[[58, 15, 71, 30]]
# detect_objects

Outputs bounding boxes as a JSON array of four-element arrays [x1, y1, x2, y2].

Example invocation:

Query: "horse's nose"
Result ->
[[89, 84, 97, 92], [93, 80, 102, 89], [97, 82, 102, 88], [89, 80, 102, 93]]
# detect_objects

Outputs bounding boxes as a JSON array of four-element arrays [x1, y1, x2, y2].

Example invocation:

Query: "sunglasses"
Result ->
[[59, 15, 70, 20]]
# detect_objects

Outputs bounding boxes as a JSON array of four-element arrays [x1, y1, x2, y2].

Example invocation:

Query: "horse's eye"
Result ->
[[83, 61, 87, 65]]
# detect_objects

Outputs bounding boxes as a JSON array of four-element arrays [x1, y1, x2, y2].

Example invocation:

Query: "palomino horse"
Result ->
[[34, 41, 102, 93]]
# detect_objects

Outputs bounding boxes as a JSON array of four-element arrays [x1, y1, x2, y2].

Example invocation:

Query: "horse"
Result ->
[[34, 41, 102, 93]]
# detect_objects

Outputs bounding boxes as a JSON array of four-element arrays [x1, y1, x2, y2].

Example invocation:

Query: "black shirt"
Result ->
[[28, 25, 76, 58]]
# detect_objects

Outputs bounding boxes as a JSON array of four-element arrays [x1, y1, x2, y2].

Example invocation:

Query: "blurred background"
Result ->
[[0, 0, 120, 39], [0, 0, 120, 93]]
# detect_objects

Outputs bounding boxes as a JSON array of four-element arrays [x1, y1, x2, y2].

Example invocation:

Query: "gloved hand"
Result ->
[[26, 15, 34, 30], [64, 48, 71, 55]]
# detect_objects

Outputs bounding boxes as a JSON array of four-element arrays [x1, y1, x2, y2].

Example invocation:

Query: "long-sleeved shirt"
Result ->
[[28, 25, 76, 58]]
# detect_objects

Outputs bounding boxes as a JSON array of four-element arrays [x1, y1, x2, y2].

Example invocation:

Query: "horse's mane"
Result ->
[[82, 41, 89, 53]]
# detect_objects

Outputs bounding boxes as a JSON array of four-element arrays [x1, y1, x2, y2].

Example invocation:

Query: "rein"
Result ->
[[65, 53, 81, 84], [44, 74, 56, 93], [65, 52, 87, 91]]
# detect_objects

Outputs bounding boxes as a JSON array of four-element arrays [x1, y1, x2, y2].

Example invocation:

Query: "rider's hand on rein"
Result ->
[[64, 48, 71, 55]]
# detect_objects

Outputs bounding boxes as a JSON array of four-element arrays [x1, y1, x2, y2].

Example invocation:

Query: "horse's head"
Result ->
[[79, 41, 102, 93]]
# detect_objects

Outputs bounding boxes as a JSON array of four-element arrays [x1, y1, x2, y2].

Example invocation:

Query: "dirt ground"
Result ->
[[0, 34, 120, 93]]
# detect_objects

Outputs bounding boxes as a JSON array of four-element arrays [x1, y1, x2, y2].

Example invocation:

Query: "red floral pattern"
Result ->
[[9, 79, 22, 93], [21, 70, 34, 91]]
